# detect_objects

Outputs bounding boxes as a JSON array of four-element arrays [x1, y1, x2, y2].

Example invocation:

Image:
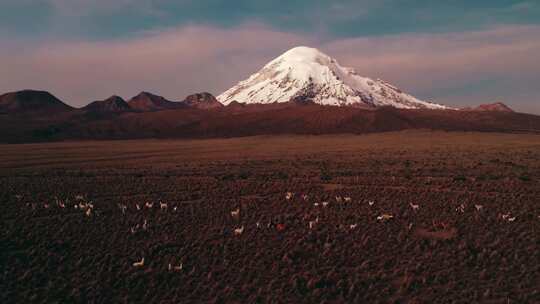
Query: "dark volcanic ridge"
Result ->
[[83, 95, 131, 113], [127, 92, 181, 111], [0, 90, 73, 114], [461, 102, 515, 113], [0, 89, 538, 143]]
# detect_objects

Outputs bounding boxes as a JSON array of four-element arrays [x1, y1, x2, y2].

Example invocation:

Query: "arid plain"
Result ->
[[1, 131, 539, 303]]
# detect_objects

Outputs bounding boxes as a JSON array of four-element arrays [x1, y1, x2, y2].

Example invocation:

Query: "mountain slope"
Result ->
[[83, 96, 131, 113], [0, 90, 73, 114], [183, 92, 224, 110], [127, 92, 180, 111], [462, 102, 514, 112], [218, 46, 450, 110]]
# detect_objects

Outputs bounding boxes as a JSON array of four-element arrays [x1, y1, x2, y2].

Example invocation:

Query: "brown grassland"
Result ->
[[1, 131, 539, 303]]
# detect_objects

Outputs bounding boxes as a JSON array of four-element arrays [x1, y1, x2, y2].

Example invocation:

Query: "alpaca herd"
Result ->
[[14, 190, 528, 272]]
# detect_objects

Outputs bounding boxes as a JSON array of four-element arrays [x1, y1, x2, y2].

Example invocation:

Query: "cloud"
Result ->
[[322, 25, 540, 113], [0, 23, 538, 114], [0, 23, 313, 106]]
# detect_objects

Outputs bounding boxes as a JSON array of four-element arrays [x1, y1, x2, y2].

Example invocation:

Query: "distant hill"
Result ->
[[462, 102, 514, 112], [82, 96, 131, 113], [0, 90, 73, 114], [183, 92, 224, 110], [127, 92, 180, 111], [1, 90, 539, 143]]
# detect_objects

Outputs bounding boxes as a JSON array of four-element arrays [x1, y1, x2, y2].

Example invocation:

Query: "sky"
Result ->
[[0, 0, 539, 113]]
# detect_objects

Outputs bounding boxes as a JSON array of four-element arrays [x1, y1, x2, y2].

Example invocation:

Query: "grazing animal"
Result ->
[[502, 214, 516, 222], [85, 208, 92, 217], [456, 204, 466, 213], [145, 202, 153, 209], [377, 214, 394, 221], [173, 206, 178, 212], [368, 201, 375, 206], [302, 194, 308, 201], [314, 202, 320, 207], [474, 204, 483, 211], [286, 192, 294, 200], [322, 201, 329, 207], [231, 208, 240, 219], [309, 221, 316, 229], [118, 204, 127, 215], [136, 204, 141, 211], [160, 202, 168, 210], [133, 258, 145, 267], [335, 196, 343, 203], [344, 197, 352, 203], [43, 203, 50, 209], [408, 223, 413, 230], [56, 199, 66, 208], [142, 220, 148, 230], [256, 222, 261, 229], [234, 226, 244, 235], [350, 224, 357, 230], [409, 203, 420, 211], [169, 262, 183, 271]]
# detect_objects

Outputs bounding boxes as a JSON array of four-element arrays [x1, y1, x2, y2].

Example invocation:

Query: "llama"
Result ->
[[344, 197, 352, 203], [474, 204, 483, 211], [118, 204, 127, 215], [160, 201, 168, 210], [231, 208, 240, 219], [168, 262, 183, 271], [286, 192, 294, 200], [145, 202, 153, 209], [350, 224, 357, 230], [409, 203, 420, 211], [335, 196, 343, 203], [377, 214, 394, 221], [322, 201, 329, 207], [368, 201, 375, 206], [133, 258, 145, 267], [302, 194, 309, 201], [234, 226, 244, 235]]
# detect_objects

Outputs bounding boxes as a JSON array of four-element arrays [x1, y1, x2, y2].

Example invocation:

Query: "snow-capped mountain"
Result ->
[[218, 46, 450, 110]]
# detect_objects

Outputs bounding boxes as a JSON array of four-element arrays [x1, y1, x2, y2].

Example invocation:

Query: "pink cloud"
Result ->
[[0, 23, 313, 106]]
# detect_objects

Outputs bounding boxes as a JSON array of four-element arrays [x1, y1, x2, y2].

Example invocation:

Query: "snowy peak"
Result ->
[[218, 46, 450, 110]]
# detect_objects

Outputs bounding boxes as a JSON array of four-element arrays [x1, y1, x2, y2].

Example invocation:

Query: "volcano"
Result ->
[[217, 46, 450, 110]]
